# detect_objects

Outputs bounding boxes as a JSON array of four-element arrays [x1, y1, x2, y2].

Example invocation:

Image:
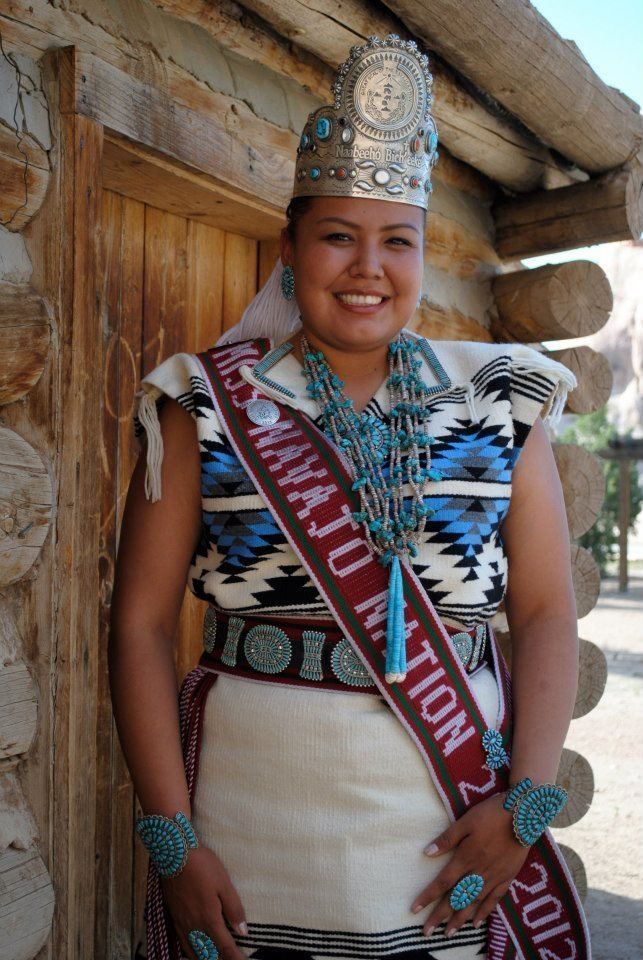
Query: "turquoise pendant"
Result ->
[[385, 555, 407, 683]]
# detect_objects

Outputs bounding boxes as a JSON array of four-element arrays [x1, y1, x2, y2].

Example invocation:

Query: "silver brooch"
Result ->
[[246, 398, 281, 425]]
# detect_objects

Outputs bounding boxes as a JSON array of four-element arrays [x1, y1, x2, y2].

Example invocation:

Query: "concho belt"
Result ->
[[199, 606, 489, 693]]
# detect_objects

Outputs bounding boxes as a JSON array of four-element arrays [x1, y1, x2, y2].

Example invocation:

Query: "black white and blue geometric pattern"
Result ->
[[134, 334, 574, 630]]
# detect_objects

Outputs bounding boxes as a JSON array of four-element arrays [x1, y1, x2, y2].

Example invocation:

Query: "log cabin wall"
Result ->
[[0, 1, 640, 957]]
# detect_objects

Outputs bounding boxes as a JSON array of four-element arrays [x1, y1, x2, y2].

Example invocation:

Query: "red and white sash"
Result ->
[[196, 337, 591, 960]]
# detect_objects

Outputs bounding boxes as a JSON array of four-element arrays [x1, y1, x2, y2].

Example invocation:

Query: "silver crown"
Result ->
[[292, 35, 439, 209]]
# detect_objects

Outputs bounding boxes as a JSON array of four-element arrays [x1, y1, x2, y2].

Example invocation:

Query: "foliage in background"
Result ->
[[560, 406, 643, 575]]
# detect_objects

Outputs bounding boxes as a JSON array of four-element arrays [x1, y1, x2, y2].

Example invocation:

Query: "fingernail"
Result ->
[[236, 921, 249, 935], [423, 843, 439, 856], [474, 919, 483, 929], [423, 925, 435, 938], [411, 903, 423, 914], [446, 927, 457, 938]]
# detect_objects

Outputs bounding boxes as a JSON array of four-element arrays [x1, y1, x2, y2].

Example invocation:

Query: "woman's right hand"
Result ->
[[160, 845, 248, 960]]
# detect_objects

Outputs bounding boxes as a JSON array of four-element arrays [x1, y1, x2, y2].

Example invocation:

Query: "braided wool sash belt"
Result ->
[[198, 605, 491, 692]]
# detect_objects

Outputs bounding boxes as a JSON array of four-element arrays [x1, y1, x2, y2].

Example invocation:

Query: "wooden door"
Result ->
[[97, 189, 276, 957]]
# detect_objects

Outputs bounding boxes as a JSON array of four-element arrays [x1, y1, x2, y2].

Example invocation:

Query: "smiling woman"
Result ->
[[281, 196, 426, 412], [110, 32, 590, 960]]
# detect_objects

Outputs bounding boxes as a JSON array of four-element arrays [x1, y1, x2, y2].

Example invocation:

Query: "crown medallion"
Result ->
[[293, 35, 439, 209]]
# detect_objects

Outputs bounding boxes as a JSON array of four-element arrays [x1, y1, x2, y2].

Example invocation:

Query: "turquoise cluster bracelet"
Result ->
[[135, 810, 199, 877], [503, 778, 568, 847]]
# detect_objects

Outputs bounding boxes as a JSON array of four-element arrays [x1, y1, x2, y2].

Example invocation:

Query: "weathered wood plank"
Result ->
[[49, 48, 104, 959], [224, 0, 584, 191], [0, 663, 38, 760], [0, 845, 55, 960], [494, 166, 642, 258], [0, 284, 51, 406], [222, 234, 259, 334], [377, 0, 643, 172], [1, 0, 581, 194], [60, 48, 293, 228], [0, 428, 53, 588], [0, 123, 50, 232]]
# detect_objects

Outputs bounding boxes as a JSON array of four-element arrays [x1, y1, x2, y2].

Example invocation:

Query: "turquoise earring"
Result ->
[[281, 265, 295, 300]]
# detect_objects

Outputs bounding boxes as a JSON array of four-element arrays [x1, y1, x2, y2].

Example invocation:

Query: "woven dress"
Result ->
[[133, 329, 576, 960]]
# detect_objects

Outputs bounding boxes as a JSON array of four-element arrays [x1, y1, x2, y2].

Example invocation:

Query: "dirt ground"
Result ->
[[551, 573, 643, 959]]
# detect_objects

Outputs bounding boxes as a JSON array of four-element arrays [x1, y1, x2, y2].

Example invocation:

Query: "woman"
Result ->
[[109, 34, 590, 960]]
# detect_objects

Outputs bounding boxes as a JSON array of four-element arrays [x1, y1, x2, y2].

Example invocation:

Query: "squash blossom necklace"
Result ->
[[300, 330, 444, 684]]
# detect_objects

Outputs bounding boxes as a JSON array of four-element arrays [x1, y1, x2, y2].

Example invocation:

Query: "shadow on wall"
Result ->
[[586, 888, 643, 960]]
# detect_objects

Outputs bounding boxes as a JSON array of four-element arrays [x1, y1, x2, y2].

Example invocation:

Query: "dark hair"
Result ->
[[285, 195, 427, 244], [285, 196, 316, 245]]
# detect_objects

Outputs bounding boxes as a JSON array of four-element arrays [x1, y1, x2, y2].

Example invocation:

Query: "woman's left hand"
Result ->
[[410, 793, 529, 937]]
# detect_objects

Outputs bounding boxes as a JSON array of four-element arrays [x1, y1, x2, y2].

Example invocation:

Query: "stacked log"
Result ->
[[0, 285, 55, 949], [490, 255, 612, 903]]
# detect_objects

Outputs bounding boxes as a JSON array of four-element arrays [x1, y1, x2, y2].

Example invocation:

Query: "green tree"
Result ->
[[559, 407, 643, 575]]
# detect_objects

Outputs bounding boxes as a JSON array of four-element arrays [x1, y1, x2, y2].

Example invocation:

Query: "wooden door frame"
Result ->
[[38, 42, 286, 959]]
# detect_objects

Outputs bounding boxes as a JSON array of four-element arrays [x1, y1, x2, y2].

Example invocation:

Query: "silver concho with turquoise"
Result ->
[[244, 623, 292, 673]]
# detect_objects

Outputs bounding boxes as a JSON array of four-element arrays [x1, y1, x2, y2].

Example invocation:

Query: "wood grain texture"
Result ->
[[48, 49, 104, 957], [99, 190, 263, 949], [376, 0, 643, 172], [0, 123, 50, 233], [0, 428, 53, 587], [63, 48, 293, 227], [491, 261, 612, 342], [571, 544, 602, 619], [573, 639, 608, 721], [557, 844, 588, 902], [0, 285, 51, 406], [554, 748, 595, 828], [553, 444, 606, 540], [102, 134, 284, 241], [0, 662, 38, 760], [225, 0, 588, 191], [494, 166, 642, 258], [0, 846, 55, 960], [549, 346, 613, 415]]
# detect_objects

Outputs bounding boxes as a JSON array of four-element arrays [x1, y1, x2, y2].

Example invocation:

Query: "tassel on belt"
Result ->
[[198, 606, 490, 693]]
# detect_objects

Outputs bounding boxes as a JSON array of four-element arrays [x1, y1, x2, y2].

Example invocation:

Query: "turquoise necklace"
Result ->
[[300, 330, 444, 683]]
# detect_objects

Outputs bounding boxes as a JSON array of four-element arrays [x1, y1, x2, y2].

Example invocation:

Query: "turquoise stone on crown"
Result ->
[[315, 117, 332, 140]]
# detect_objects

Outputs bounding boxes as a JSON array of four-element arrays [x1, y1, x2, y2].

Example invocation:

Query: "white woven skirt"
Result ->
[[191, 665, 500, 959]]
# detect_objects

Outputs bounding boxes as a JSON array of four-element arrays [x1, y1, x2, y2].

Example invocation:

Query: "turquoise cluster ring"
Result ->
[[188, 929, 219, 959], [449, 873, 484, 911]]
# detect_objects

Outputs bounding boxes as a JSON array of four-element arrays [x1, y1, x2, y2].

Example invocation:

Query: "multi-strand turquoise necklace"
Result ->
[[300, 330, 444, 683]]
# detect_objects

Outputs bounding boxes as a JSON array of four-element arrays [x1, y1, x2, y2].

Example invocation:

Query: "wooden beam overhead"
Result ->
[[160, 0, 586, 193], [58, 46, 293, 228], [493, 165, 642, 259], [377, 0, 643, 174]]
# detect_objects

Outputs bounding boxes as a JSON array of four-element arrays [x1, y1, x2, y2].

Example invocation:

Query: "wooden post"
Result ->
[[619, 458, 631, 592]]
